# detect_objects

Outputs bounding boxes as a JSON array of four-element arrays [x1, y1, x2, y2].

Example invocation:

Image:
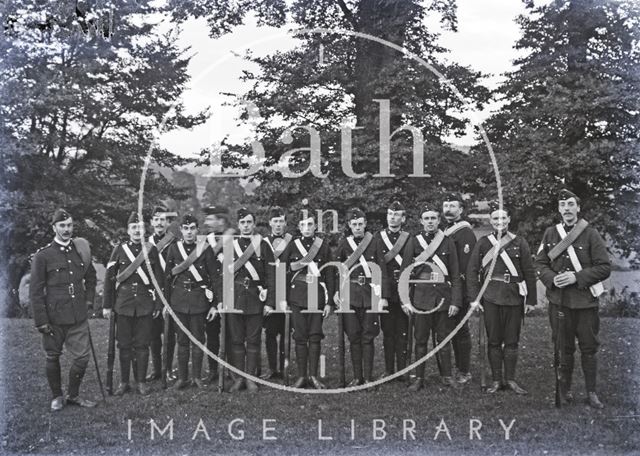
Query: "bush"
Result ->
[[600, 286, 640, 318]]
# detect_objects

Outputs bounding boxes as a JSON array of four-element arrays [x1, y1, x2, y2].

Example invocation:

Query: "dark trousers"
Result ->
[[228, 313, 263, 376], [175, 312, 206, 380], [412, 311, 453, 378], [42, 319, 90, 399], [149, 314, 176, 375], [264, 313, 287, 372], [344, 307, 380, 381], [291, 304, 324, 378], [116, 314, 153, 384], [451, 300, 472, 374], [380, 299, 408, 374], [549, 304, 600, 392], [483, 301, 522, 382]]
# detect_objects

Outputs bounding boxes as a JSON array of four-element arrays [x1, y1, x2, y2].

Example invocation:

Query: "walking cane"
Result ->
[[218, 314, 226, 393], [87, 320, 107, 404], [283, 310, 291, 386]]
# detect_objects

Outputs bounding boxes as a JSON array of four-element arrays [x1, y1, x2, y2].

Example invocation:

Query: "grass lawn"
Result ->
[[1, 315, 638, 455]]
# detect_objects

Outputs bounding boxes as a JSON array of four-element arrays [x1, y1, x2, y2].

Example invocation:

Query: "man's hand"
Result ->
[[37, 323, 54, 335], [152, 310, 161, 319], [379, 298, 389, 311], [322, 305, 332, 319], [206, 307, 217, 322], [525, 304, 536, 315], [102, 308, 111, 319], [263, 305, 274, 317], [469, 301, 484, 313], [333, 291, 342, 308], [279, 300, 289, 312], [448, 305, 460, 318], [553, 272, 577, 288], [258, 286, 268, 302], [401, 303, 416, 316]]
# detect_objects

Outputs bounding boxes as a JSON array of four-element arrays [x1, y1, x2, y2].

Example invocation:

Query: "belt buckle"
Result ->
[[243, 277, 251, 289], [68, 283, 75, 296], [393, 270, 400, 281], [132, 282, 138, 294], [305, 273, 314, 284], [430, 272, 439, 282], [184, 281, 192, 292], [503, 273, 511, 283], [357, 275, 366, 286]]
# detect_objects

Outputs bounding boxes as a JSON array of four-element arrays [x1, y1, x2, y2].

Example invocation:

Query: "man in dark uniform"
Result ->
[[146, 205, 178, 383], [534, 189, 611, 408], [280, 209, 335, 389], [103, 212, 165, 395], [261, 206, 293, 380], [222, 207, 275, 392], [442, 193, 476, 384], [467, 202, 537, 394], [400, 202, 462, 390], [333, 207, 381, 386], [164, 214, 218, 389], [374, 201, 412, 381], [201, 205, 232, 383], [30, 208, 97, 411]]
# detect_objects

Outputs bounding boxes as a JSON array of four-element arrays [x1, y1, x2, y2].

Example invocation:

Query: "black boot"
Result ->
[[350, 342, 363, 383], [504, 348, 527, 394], [308, 342, 326, 389], [363, 343, 374, 383], [408, 346, 427, 392], [395, 334, 408, 381], [293, 344, 308, 388], [582, 353, 598, 397], [67, 360, 87, 399], [488, 345, 503, 384], [45, 356, 63, 398], [174, 345, 190, 389], [191, 343, 205, 388], [245, 347, 260, 392], [148, 335, 162, 381], [382, 336, 395, 377], [136, 349, 151, 395], [229, 347, 246, 392], [116, 348, 132, 394]]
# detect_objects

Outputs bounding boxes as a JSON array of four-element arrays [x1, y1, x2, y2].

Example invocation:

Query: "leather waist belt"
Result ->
[[235, 278, 260, 289], [490, 274, 522, 284], [350, 275, 372, 286]]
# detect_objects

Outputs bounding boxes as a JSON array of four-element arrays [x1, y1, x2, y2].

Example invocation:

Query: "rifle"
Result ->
[[218, 314, 226, 393], [338, 311, 345, 387], [106, 311, 116, 395], [283, 310, 291, 386], [478, 312, 487, 390], [555, 310, 566, 408], [87, 320, 107, 404], [406, 313, 414, 380], [161, 312, 169, 389]]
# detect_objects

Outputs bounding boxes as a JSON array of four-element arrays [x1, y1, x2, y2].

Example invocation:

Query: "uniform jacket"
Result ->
[[373, 228, 412, 300], [400, 231, 462, 312], [30, 238, 97, 327], [221, 235, 276, 315], [333, 233, 382, 308], [534, 222, 611, 309], [103, 241, 165, 316], [467, 233, 537, 307], [444, 219, 477, 301], [165, 240, 218, 314], [279, 235, 336, 309]]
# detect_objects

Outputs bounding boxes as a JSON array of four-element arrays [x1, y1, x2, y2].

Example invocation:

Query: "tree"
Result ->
[[0, 0, 206, 315], [172, 0, 490, 232], [476, 0, 640, 257]]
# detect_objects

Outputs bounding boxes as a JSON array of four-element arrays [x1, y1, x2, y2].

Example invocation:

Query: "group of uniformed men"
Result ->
[[30, 189, 611, 412]]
